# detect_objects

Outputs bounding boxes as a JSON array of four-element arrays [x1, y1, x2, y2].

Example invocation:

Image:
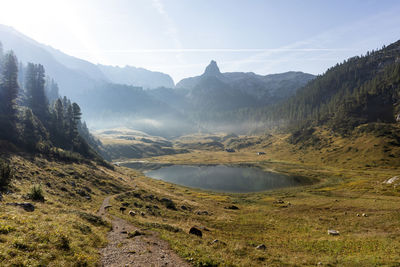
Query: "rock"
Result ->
[[362, 213, 368, 217], [128, 230, 144, 238], [225, 205, 239, 210], [256, 244, 266, 250], [144, 194, 155, 200], [181, 205, 188, 210], [134, 202, 143, 208], [104, 205, 112, 210], [357, 214, 360, 217], [210, 239, 226, 245], [384, 176, 399, 184], [273, 199, 284, 204], [122, 202, 130, 207], [6, 202, 35, 212], [140, 211, 146, 216], [129, 210, 136, 216], [45, 182, 51, 188], [119, 207, 127, 213], [189, 227, 202, 237], [196, 210, 209, 215], [327, 229, 340, 236]]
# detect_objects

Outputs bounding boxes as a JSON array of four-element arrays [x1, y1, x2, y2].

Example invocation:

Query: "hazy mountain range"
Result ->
[[0, 24, 316, 136]]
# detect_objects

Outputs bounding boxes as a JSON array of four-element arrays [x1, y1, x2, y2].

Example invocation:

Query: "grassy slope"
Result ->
[[0, 154, 132, 266]]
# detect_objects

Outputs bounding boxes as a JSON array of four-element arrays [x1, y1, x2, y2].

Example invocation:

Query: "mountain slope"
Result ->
[[0, 25, 174, 98], [271, 39, 400, 132], [98, 64, 175, 89]]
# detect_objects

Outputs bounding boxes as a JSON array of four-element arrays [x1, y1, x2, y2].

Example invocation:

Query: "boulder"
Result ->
[[196, 210, 209, 215], [189, 227, 202, 237], [256, 244, 266, 250], [384, 176, 399, 184], [327, 229, 340, 236], [225, 205, 239, 210], [129, 210, 136, 216]]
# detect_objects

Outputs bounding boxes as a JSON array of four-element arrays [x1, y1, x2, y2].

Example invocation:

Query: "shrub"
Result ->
[[0, 159, 13, 189], [27, 184, 45, 202], [55, 232, 70, 250]]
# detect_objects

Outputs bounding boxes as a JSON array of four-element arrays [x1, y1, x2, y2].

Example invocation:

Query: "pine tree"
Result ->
[[25, 63, 49, 123], [0, 51, 19, 141]]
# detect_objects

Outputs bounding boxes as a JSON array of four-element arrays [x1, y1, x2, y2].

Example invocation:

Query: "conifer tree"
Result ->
[[0, 51, 19, 141], [25, 63, 48, 123]]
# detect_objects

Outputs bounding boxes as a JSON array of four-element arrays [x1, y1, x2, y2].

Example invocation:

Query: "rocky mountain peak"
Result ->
[[203, 60, 221, 77]]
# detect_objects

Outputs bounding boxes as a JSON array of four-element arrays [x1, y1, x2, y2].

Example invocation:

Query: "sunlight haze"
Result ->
[[0, 0, 399, 82]]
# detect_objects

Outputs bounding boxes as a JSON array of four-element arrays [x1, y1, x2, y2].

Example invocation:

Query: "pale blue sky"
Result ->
[[1, 0, 400, 82]]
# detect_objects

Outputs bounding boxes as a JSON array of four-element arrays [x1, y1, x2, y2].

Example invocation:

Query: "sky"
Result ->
[[0, 0, 400, 83]]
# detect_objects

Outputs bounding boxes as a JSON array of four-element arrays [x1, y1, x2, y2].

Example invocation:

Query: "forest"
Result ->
[[0, 42, 102, 163]]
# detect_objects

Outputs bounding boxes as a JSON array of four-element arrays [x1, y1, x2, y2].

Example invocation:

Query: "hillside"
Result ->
[[98, 64, 175, 89], [270, 40, 400, 132], [0, 25, 174, 99]]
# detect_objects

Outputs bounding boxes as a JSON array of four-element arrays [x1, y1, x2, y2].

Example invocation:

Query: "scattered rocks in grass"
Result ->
[[327, 229, 340, 236], [225, 205, 239, 210], [189, 227, 202, 237], [6, 202, 35, 212], [256, 244, 267, 250]]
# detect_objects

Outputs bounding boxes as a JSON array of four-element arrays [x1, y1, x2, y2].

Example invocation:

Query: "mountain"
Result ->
[[0, 25, 174, 97], [176, 60, 315, 105], [172, 60, 315, 115], [98, 64, 174, 89]]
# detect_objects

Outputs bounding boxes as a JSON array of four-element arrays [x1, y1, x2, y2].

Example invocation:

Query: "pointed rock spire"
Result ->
[[203, 60, 221, 77]]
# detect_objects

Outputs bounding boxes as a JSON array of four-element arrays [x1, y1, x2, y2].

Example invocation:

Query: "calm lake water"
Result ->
[[145, 165, 307, 193]]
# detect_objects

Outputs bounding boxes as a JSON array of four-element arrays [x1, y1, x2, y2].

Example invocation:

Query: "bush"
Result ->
[[27, 184, 45, 202], [0, 159, 13, 189]]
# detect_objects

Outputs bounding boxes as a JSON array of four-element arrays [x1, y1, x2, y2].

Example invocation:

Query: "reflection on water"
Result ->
[[145, 165, 307, 193]]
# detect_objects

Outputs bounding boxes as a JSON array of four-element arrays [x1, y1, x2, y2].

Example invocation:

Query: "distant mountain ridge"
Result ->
[[0, 24, 174, 97], [98, 64, 175, 89]]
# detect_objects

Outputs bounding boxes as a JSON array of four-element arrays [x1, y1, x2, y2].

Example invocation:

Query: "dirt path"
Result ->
[[98, 195, 191, 267]]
